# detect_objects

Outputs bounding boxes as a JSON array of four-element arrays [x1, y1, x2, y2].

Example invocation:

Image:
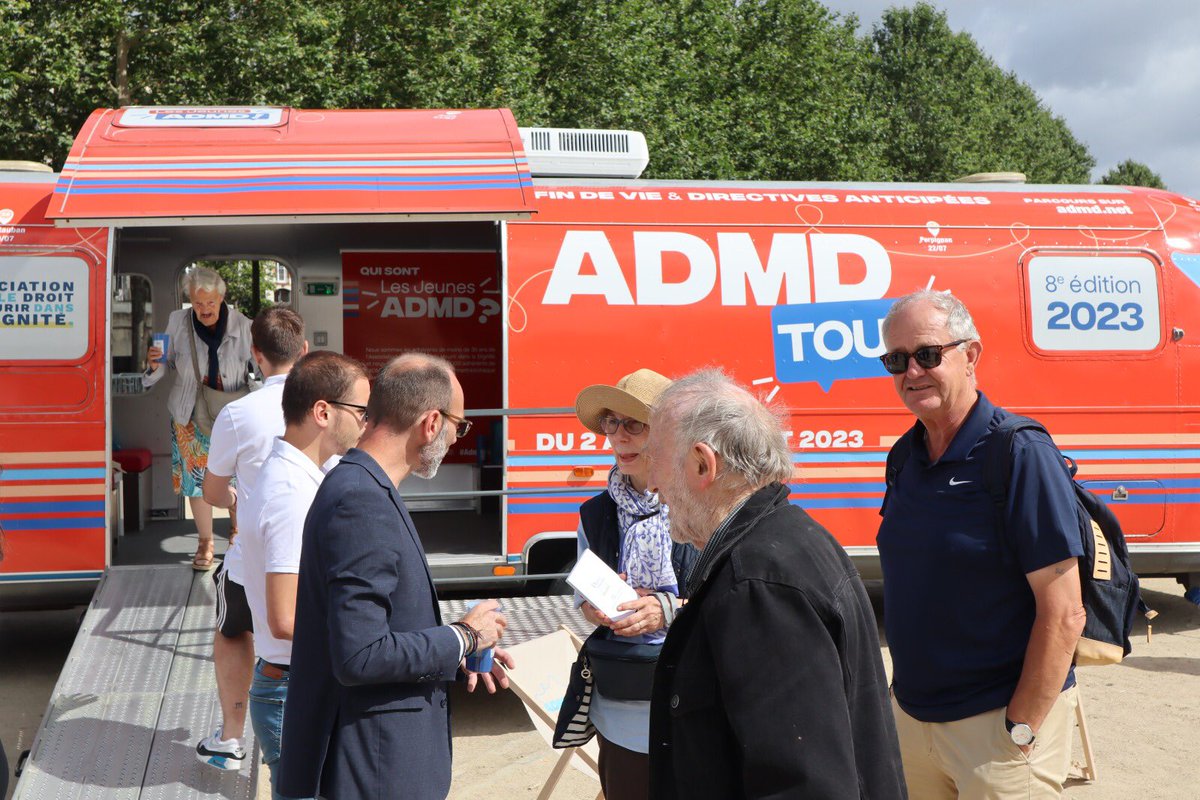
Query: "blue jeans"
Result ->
[[249, 659, 309, 800]]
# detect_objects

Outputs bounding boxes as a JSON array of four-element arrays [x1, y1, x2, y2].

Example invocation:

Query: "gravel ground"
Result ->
[[447, 577, 1200, 799]]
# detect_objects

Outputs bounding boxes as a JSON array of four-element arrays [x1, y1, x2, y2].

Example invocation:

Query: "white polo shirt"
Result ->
[[206, 374, 288, 583], [240, 436, 328, 665]]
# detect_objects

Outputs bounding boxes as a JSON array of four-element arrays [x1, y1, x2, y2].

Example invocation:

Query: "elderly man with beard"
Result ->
[[644, 369, 906, 800], [278, 353, 512, 800]]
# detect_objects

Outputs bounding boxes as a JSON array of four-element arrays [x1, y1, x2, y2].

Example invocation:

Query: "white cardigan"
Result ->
[[143, 306, 254, 425]]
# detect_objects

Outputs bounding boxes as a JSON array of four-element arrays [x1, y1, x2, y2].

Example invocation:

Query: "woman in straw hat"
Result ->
[[569, 368, 698, 799]]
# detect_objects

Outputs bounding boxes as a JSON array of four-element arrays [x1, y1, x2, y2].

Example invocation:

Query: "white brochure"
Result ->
[[566, 548, 639, 621]]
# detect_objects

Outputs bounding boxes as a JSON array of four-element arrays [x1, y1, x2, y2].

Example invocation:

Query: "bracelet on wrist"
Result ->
[[452, 621, 481, 656]]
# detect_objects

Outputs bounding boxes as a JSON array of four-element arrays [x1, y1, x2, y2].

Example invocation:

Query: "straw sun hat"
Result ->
[[575, 368, 673, 435]]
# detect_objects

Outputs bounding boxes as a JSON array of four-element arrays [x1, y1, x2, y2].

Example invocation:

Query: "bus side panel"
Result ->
[[0, 215, 110, 600], [505, 185, 1200, 576]]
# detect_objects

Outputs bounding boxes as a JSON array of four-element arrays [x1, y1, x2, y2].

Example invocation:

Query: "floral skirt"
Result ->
[[170, 420, 210, 498]]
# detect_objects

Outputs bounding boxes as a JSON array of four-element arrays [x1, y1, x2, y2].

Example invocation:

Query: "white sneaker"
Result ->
[[195, 729, 246, 771]]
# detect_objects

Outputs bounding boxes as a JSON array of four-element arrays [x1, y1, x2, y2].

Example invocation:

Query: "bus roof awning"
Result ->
[[47, 107, 536, 227]]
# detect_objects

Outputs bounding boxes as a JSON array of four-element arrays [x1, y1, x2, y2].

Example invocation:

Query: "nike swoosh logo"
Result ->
[[948, 477, 972, 486]]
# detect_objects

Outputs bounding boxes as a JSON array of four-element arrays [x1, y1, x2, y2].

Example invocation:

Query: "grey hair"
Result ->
[[882, 289, 979, 346], [182, 266, 227, 300], [654, 368, 793, 489], [369, 351, 455, 432]]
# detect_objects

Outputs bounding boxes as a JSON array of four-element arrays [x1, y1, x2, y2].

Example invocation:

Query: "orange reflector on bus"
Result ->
[[492, 566, 516, 576], [572, 466, 594, 478]]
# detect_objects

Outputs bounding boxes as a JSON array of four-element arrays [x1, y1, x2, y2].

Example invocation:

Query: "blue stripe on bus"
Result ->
[[506, 493, 1200, 515], [70, 158, 527, 170], [0, 517, 105, 530], [0, 571, 104, 583], [0, 468, 106, 481], [0, 500, 106, 513], [59, 180, 535, 196]]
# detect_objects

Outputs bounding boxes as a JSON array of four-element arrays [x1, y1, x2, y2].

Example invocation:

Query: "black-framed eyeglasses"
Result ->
[[329, 400, 369, 422], [440, 410, 473, 438], [598, 416, 647, 436], [879, 340, 968, 375]]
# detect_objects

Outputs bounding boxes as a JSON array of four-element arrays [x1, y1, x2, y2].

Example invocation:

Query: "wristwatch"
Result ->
[[1005, 717, 1036, 747]]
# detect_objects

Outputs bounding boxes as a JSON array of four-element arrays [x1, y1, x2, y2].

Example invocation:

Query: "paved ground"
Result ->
[[2, 516, 1197, 800]]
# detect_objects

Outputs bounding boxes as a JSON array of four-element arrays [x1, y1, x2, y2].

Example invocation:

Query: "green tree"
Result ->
[[189, 260, 279, 316], [1099, 159, 1166, 189], [865, 3, 1093, 183], [0, 0, 1098, 189]]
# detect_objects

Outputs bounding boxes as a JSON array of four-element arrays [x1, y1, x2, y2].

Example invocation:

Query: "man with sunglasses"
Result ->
[[278, 352, 512, 800], [877, 290, 1085, 799]]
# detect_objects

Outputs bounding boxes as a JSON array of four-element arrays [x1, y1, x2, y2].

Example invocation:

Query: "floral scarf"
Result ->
[[608, 466, 678, 596]]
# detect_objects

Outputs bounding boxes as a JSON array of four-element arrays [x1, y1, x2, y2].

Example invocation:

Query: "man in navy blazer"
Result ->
[[278, 353, 512, 800]]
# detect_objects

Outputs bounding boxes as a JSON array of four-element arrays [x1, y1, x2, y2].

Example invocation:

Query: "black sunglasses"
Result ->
[[879, 340, 968, 375], [329, 400, 369, 422], [440, 410, 473, 438], [599, 416, 647, 436]]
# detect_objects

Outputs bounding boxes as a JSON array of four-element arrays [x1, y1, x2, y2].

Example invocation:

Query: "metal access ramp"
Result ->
[[14, 565, 260, 799], [14, 562, 593, 800]]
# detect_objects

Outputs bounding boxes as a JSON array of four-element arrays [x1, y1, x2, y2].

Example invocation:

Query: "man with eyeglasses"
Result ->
[[278, 352, 511, 800], [233, 349, 370, 799], [877, 290, 1085, 799]]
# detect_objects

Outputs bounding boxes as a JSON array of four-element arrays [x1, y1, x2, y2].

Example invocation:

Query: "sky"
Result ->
[[821, 0, 1200, 199]]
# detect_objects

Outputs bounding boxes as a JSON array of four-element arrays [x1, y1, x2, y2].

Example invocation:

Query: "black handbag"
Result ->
[[553, 643, 596, 748], [583, 630, 661, 702]]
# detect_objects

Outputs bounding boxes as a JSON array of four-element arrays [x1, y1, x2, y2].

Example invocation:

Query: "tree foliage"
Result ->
[[1099, 159, 1166, 190], [866, 3, 1093, 183], [0, 0, 1095, 185]]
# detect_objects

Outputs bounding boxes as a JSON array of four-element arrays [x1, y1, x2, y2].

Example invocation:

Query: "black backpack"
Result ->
[[884, 414, 1150, 665]]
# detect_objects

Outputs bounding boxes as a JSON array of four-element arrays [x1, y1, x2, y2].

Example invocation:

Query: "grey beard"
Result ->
[[413, 431, 450, 479]]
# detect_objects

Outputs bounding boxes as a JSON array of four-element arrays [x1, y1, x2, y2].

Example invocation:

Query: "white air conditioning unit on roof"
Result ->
[[518, 127, 649, 179]]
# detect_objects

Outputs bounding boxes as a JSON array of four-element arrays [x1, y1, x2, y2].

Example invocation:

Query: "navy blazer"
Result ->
[[277, 449, 463, 800]]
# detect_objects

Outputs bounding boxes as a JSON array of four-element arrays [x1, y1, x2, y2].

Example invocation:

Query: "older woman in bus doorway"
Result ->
[[143, 267, 253, 570], [567, 368, 698, 800]]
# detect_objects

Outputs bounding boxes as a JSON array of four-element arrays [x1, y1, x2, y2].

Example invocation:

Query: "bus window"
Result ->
[[0, 255, 90, 361], [179, 259, 290, 318], [112, 274, 153, 375]]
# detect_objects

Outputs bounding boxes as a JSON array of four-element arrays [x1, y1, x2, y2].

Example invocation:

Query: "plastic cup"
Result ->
[[464, 600, 501, 673], [152, 332, 169, 362]]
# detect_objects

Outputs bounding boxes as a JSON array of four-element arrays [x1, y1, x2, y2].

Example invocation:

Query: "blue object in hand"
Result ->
[[464, 600, 501, 673]]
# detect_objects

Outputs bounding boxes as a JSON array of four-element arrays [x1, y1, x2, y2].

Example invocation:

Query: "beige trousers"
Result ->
[[892, 686, 1078, 800]]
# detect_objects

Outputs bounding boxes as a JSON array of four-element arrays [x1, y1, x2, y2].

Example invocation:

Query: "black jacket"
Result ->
[[648, 483, 906, 800]]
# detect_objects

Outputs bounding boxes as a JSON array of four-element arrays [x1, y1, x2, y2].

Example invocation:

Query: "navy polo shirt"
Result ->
[[877, 392, 1084, 723]]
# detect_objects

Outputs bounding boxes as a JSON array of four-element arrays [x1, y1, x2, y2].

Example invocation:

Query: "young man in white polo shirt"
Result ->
[[238, 350, 370, 798], [195, 307, 307, 770]]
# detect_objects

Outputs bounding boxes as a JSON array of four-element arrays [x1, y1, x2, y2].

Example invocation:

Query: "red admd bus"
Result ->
[[3, 106, 1200, 608]]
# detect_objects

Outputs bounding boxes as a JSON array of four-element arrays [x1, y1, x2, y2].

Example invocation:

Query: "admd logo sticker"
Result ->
[[772, 298, 895, 391]]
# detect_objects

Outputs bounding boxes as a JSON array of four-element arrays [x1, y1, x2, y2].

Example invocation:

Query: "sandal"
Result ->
[[192, 541, 216, 571]]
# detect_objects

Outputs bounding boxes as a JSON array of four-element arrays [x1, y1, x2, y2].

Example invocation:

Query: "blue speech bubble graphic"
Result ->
[[771, 298, 896, 391]]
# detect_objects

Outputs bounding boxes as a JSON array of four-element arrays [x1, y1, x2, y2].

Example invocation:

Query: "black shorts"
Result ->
[[213, 562, 253, 638]]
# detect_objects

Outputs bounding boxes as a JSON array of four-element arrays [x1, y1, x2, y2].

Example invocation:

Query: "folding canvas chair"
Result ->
[[504, 626, 603, 800], [1073, 691, 1098, 782]]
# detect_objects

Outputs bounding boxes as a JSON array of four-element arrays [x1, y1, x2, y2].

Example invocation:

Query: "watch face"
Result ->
[[1010, 723, 1035, 747]]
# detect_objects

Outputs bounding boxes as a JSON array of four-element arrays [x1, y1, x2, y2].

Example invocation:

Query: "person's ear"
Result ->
[[301, 339, 311, 356], [965, 340, 983, 376], [313, 400, 332, 430], [418, 409, 441, 443], [690, 442, 720, 490]]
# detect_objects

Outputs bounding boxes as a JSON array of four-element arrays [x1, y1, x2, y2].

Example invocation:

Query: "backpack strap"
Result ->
[[982, 414, 1052, 566], [883, 424, 922, 513]]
